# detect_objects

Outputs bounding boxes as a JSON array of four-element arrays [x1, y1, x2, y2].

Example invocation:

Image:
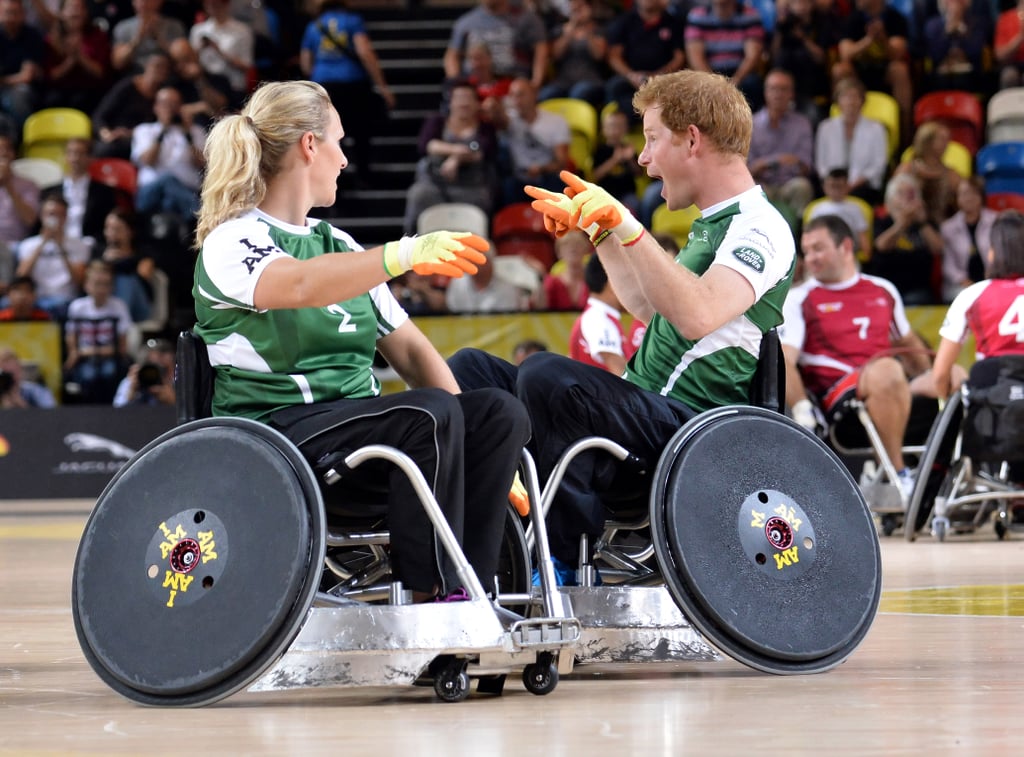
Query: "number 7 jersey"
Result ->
[[781, 273, 911, 397]]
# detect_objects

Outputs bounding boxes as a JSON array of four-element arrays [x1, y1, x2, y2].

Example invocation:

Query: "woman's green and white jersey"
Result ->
[[626, 187, 795, 412], [194, 209, 408, 421]]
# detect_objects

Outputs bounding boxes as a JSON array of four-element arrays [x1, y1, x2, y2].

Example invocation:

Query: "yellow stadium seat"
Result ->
[[651, 203, 701, 249], [21, 107, 92, 169], [539, 97, 598, 178]]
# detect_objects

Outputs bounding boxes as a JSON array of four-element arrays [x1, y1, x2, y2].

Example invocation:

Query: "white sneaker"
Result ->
[[897, 469, 915, 499]]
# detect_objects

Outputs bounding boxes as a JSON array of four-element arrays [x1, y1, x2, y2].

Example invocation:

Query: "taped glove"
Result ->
[[382, 231, 489, 278], [561, 170, 645, 246], [791, 398, 820, 433], [508, 471, 530, 517]]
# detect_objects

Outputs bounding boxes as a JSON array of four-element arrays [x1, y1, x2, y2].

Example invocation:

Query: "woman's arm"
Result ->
[[931, 336, 962, 398], [377, 320, 459, 391]]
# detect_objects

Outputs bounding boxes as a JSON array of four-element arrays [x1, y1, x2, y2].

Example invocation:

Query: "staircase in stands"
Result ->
[[315, 2, 471, 247]]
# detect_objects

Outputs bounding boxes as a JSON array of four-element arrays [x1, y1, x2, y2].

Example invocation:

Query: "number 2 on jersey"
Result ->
[[326, 304, 357, 334]]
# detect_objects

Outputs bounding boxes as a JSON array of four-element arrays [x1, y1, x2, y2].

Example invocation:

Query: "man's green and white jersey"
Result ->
[[193, 209, 408, 421], [626, 186, 795, 412]]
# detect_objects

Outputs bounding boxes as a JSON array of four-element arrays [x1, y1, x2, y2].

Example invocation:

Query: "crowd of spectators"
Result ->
[[2, 0, 1024, 400], [424, 0, 1024, 318]]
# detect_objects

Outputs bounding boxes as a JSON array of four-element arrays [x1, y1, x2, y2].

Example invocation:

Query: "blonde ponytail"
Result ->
[[195, 80, 333, 247]]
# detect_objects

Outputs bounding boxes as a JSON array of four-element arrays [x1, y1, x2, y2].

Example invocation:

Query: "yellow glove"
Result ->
[[562, 170, 645, 246], [383, 231, 489, 278], [508, 471, 530, 516]]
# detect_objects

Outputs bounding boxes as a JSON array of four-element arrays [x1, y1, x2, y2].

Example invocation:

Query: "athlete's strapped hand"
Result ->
[[508, 471, 530, 516], [383, 231, 489, 278], [523, 184, 579, 238], [560, 170, 645, 245]]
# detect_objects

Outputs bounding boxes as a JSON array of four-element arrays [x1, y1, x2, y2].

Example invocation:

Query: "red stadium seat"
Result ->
[[89, 157, 138, 197], [491, 202, 556, 270], [986, 192, 1024, 213], [914, 90, 983, 155]]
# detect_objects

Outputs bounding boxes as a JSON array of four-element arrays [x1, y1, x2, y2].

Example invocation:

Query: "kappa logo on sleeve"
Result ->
[[732, 246, 765, 272]]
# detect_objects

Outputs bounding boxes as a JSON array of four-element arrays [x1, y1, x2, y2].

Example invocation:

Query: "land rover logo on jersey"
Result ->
[[732, 247, 765, 272]]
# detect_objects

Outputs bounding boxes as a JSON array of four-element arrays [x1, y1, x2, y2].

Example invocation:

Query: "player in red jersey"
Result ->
[[569, 253, 627, 374], [933, 210, 1024, 398], [781, 214, 937, 492]]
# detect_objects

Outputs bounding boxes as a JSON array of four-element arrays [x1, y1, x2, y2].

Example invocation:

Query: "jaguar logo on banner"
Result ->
[[58, 433, 138, 476], [0, 406, 175, 499], [64, 433, 137, 460]]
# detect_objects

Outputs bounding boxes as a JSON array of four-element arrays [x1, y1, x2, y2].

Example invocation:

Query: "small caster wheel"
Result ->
[[880, 514, 898, 537], [522, 654, 558, 696], [433, 659, 470, 703], [932, 518, 947, 542], [995, 519, 1008, 541]]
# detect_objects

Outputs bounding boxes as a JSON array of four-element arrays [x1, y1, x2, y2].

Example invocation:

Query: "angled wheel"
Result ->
[[650, 407, 881, 675], [905, 393, 963, 542], [72, 418, 326, 706]]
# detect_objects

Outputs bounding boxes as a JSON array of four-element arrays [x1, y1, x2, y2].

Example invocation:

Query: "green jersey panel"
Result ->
[[626, 188, 795, 412], [194, 211, 407, 421]]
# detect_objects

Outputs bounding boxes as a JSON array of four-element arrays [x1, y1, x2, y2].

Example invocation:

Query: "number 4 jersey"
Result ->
[[939, 277, 1024, 360]]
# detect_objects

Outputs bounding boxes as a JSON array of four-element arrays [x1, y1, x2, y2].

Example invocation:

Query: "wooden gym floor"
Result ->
[[2, 499, 1022, 755]]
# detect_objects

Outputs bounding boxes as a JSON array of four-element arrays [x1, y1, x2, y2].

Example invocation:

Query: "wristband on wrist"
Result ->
[[591, 229, 613, 246], [621, 227, 645, 247], [382, 243, 398, 277]]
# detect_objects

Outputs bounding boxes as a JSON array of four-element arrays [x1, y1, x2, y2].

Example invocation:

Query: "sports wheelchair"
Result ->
[[71, 331, 580, 706], [532, 329, 883, 674], [905, 356, 1024, 542], [72, 328, 883, 705]]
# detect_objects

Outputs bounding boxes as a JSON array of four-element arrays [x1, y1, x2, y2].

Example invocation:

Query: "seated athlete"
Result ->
[[192, 80, 530, 601], [449, 70, 796, 582], [781, 214, 943, 496]]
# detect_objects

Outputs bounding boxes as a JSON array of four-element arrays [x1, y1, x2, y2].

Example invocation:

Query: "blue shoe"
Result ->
[[531, 556, 579, 587]]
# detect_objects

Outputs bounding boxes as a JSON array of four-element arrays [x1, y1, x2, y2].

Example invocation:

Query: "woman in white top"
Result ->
[[814, 76, 889, 206]]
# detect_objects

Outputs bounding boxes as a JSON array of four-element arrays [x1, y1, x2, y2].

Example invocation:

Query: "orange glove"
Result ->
[[523, 184, 579, 238], [560, 170, 645, 246], [383, 231, 489, 278], [508, 471, 530, 516]]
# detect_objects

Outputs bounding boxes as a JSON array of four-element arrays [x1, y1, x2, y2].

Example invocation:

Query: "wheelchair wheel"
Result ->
[[905, 393, 964, 542], [72, 418, 326, 707], [497, 503, 531, 612], [650, 406, 881, 675]]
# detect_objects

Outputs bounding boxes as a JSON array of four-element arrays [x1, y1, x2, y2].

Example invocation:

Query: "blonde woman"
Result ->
[[193, 80, 529, 601]]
